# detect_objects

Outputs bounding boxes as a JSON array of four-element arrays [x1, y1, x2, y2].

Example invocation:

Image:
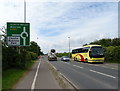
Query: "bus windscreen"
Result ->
[[90, 46, 104, 58]]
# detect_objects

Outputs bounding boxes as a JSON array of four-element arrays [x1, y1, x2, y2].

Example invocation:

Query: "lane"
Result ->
[[48, 58, 118, 89], [67, 61, 118, 77]]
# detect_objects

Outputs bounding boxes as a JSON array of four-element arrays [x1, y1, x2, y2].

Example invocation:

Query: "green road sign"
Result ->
[[7, 22, 30, 46]]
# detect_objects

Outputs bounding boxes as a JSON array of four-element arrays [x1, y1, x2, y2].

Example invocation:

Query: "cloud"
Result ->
[[0, 1, 118, 53]]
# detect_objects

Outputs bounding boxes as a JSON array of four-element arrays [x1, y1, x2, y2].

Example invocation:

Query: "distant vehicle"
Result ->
[[48, 49, 57, 61], [72, 45, 104, 63], [61, 56, 70, 61]]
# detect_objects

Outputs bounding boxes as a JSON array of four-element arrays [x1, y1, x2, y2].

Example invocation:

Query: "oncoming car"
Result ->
[[61, 56, 70, 61]]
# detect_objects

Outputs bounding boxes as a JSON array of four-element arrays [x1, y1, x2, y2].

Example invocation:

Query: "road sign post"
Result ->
[[7, 22, 30, 46]]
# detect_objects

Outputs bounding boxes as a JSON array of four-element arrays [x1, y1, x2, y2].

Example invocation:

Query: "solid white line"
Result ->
[[46, 61, 57, 70], [73, 65, 83, 69], [89, 69, 116, 79], [31, 61, 41, 90]]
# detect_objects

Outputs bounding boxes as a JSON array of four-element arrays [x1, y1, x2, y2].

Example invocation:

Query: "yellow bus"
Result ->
[[72, 45, 104, 63]]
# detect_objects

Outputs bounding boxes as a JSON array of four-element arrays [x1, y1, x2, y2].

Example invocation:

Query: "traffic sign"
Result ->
[[7, 22, 30, 46]]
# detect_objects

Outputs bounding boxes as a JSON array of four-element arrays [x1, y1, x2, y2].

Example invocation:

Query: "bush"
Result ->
[[57, 52, 71, 58], [29, 52, 37, 60], [104, 46, 120, 63], [2, 46, 38, 70]]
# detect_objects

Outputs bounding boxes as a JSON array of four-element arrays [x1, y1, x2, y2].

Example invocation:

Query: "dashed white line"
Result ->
[[111, 68, 117, 70], [89, 69, 116, 79], [31, 61, 41, 91], [65, 62, 70, 64], [61, 61, 70, 65], [73, 65, 83, 69], [94, 65, 99, 66]]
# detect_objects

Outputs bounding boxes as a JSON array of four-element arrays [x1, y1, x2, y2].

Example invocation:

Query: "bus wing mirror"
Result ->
[[89, 51, 91, 53]]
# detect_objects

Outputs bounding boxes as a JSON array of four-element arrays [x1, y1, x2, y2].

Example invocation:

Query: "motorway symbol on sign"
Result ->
[[7, 22, 30, 46]]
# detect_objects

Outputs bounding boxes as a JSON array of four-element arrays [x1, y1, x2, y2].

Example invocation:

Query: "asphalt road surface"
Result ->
[[47, 56, 118, 89]]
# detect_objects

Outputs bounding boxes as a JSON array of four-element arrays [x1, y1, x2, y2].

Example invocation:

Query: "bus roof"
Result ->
[[83, 44, 101, 47], [72, 45, 102, 51]]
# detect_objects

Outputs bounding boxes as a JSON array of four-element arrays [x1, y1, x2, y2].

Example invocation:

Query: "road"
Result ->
[[46, 56, 118, 89]]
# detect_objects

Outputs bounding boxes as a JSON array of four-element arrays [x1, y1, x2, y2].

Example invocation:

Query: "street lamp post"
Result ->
[[24, 0, 26, 23], [68, 37, 70, 58]]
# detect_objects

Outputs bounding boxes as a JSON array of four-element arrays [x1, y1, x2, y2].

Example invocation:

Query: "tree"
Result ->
[[111, 38, 120, 46], [26, 41, 43, 56]]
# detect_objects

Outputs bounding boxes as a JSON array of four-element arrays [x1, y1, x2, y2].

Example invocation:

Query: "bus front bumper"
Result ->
[[88, 58, 104, 63]]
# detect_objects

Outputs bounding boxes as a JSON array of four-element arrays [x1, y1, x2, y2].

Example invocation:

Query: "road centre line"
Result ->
[[31, 61, 41, 90], [111, 68, 117, 69], [73, 65, 83, 69], [64, 62, 70, 64], [94, 65, 99, 66], [89, 69, 116, 79], [61, 61, 70, 65]]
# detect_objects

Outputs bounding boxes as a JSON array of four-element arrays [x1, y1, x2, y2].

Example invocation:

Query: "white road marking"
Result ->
[[89, 69, 116, 79], [31, 61, 41, 90], [47, 61, 57, 70], [59, 72, 79, 89], [65, 62, 70, 64], [47, 61, 78, 89], [73, 65, 83, 69], [111, 68, 117, 70], [61, 61, 69, 64], [94, 65, 99, 66]]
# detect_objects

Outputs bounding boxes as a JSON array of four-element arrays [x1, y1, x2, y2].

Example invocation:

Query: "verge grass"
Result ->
[[2, 60, 35, 90]]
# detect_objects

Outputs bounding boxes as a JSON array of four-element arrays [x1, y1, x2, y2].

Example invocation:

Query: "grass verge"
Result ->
[[2, 60, 35, 90]]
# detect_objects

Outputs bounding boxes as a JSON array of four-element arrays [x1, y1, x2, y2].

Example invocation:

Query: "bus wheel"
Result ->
[[75, 58, 78, 62], [74, 58, 76, 61], [84, 58, 88, 63]]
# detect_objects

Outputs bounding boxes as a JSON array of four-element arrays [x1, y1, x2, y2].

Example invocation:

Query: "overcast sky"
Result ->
[[0, 0, 118, 53]]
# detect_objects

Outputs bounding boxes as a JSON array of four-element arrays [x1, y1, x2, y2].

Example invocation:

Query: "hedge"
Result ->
[[56, 52, 71, 58], [2, 46, 37, 70], [104, 46, 120, 63]]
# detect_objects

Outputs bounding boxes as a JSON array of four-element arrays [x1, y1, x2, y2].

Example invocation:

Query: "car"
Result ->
[[61, 56, 70, 61]]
